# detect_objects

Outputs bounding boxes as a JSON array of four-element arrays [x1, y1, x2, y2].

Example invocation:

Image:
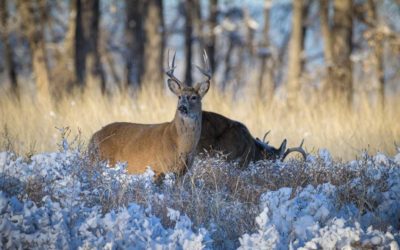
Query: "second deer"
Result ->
[[198, 111, 307, 167]]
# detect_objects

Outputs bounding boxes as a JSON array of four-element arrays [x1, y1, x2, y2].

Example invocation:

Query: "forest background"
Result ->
[[0, 0, 399, 160]]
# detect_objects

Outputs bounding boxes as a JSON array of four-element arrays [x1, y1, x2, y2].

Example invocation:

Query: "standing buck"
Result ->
[[198, 111, 307, 167], [89, 51, 211, 178]]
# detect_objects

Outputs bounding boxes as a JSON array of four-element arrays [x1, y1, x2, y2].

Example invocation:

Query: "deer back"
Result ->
[[198, 111, 257, 167], [89, 121, 183, 175], [198, 111, 294, 167]]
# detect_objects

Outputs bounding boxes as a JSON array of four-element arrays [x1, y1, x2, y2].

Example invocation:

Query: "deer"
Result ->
[[89, 51, 211, 179], [197, 111, 307, 168]]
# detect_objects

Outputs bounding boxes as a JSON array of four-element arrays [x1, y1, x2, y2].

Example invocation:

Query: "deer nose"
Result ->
[[178, 105, 188, 114]]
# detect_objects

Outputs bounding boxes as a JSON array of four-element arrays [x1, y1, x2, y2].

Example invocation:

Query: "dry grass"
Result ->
[[0, 84, 399, 160]]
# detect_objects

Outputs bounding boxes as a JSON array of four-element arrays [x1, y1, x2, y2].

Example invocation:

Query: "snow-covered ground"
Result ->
[[0, 143, 399, 249]]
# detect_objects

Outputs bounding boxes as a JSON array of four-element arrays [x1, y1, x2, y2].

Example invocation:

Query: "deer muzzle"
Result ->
[[178, 105, 188, 114]]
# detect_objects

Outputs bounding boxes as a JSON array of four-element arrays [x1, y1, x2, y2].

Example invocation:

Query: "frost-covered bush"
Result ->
[[0, 151, 210, 249], [239, 183, 399, 249], [0, 145, 400, 249]]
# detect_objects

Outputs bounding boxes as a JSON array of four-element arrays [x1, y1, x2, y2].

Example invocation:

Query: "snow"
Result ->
[[394, 151, 400, 165], [245, 183, 399, 249], [0, 145, 399, 249], [0, 151, 209, 249]]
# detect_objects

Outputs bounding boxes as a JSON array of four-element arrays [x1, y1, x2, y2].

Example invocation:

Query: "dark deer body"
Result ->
[[198, 111, 306, 167]]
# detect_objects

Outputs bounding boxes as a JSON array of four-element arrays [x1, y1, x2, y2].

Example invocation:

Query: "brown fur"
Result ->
[[89, 78, 210, 178], [198, 111, 285, 168]]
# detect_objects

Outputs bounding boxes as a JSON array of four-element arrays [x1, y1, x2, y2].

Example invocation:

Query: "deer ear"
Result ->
[[195, 81, 210, 98], [168, 79, 181, 96], [279, 139, 287, 156]]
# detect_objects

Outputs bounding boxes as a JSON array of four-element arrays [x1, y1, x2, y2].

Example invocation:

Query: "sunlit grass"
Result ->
[[0, 83, 399, 160]]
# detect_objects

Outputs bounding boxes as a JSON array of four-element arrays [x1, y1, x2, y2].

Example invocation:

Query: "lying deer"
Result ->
[[198, 111, 307, 167], [89, 51, 211, 178]]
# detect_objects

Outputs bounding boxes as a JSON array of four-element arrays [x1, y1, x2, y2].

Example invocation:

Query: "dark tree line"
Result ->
[[0, 0, 399, 109]]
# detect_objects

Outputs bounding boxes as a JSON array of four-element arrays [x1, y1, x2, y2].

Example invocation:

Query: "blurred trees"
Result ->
[[17, 0, 51, 104], [76, 0, 105, 93], [51, 0, 77, 94], [257, 0, 273, 101], [0, 0, 18, 99], [184, 0, 196, 85], [142, 0, 164, 87], [206, 0, 218, 74], [0, 0, 399, 109], [125, 0, 144, 88], [287, 0, 305, 107], [331, 0, 353, 106], [125, 0, 163, 88], [319, 0, 354, 106], [363, 0, 385, 110], [320, 0, 333, 94]]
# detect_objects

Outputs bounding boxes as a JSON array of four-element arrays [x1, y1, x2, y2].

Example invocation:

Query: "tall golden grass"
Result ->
[[0, 84, 399, 160]]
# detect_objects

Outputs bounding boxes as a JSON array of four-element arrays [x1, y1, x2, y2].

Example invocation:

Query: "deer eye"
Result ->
[[179, 96, 182, 100], [191, 96, 198, 101]]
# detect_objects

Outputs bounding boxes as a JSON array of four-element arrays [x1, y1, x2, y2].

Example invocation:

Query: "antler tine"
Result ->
[[195, 50, 212, 82], [262, 130, 271, 144], [281, 139, 307, 161], [166, 49, 183, 85]]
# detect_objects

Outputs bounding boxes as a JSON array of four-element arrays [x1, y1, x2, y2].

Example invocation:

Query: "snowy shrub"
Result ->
[[0, 140, 399, 249]]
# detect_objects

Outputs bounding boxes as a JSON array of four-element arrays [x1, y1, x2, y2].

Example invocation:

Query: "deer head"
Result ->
[[256, 131, 307, 161], [166, 50, 211, 119]]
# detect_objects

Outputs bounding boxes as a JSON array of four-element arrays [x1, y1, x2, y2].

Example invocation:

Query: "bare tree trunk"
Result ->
[[300, 2, 310, 70], [63, 0, 77, 84], [0, 0, 19, 98], [222, 40, 234, 91], [367, 0, 385, 110], [320, 0, 334, 95], [75, 0, 105, 93], [142, 0, 164, 86], [50, 0, 77, 95], [125, 0, 144, 88], [206, 0, 218, 73], [184, 0, 196, 85], [320, 0, 333, 66], [374, 38, 384, 110], [18, 0, 51, 104], [194, 0, 204, 51], [258, 0, 274, 101], [75, 0, 85, 87], [287, 0, 304, 107], [332, 0, 353, 107]]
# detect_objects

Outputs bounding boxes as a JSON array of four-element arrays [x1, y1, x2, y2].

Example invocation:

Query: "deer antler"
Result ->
[[194, 50, 212, 83], [262, 130, 271, 144], [166, 50, 184, 85], [281, 139, 307, 161]]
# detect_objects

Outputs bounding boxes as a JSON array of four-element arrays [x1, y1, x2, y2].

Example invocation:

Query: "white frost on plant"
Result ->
[[394, 152, 400, 165], [167, 207, 181, 222], [0, 151, 210, 249], [318, 149, 332, 165], [300, 220, 399, 249], [238, 207, 280, 250], [0, 152, 8, 167], [374, 152, 389, 166], [240, 176, 400, 249], [0, 147, 399, 249]]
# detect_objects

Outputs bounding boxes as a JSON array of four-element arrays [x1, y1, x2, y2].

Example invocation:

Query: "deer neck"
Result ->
[[172, 110, 202, 154]]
